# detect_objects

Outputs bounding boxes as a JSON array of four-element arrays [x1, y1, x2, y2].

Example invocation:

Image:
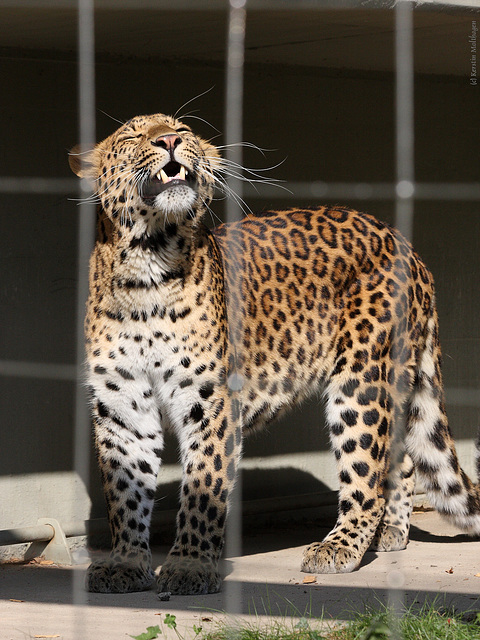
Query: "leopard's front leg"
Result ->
[[85, 370, 163, 593], [157, 394, 242, 595]]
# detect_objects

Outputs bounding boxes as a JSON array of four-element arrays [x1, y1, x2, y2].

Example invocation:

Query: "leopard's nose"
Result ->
[[152, 134, 181, 151]]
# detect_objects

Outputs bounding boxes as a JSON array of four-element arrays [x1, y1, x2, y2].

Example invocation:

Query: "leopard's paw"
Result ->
[[370, 524, 408, 552], [301, 541, 362, 574], [86, 558, 155, 593], [156, 556, 221, 595]]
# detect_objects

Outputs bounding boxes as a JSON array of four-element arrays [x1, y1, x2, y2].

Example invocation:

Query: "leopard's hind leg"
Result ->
[[371, 449, 415, 551], [302, 372, 391, 574]]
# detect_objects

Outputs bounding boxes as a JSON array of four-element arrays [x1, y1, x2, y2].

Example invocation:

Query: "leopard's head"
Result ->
[[69, 113, 220, 227]]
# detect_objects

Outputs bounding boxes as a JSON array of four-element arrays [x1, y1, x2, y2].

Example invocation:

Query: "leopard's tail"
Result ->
[[405, 298, 480, 534]]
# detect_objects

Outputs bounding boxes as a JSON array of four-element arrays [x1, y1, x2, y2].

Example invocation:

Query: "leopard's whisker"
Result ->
[[177, 113, 221, 133], [174, 86, 215, 120]]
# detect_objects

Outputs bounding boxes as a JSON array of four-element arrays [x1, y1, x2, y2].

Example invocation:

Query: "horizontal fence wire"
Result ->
[[1, 179, 479, 200]]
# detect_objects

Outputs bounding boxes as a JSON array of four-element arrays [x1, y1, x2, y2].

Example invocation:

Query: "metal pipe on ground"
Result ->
[[0, 491, 338, 548]]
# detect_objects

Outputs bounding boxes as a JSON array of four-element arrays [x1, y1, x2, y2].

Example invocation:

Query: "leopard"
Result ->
[[68, 112, 480, 596]]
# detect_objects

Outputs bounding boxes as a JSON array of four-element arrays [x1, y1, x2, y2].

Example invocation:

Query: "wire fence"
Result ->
[[1, 0, 480, 637]]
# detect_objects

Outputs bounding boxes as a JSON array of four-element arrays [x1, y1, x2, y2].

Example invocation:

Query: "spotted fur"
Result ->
[[69, 113, 480, 595]]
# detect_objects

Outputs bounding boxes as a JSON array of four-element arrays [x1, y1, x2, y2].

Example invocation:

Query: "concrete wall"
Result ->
[[1, 13, 479, 545]]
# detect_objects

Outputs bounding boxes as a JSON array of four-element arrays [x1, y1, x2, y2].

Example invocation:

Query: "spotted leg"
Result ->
[[302, 374, 390, 574], [371, 449, 415, 551], [157, 394, 242, 595], [85, 371, 163, 593]]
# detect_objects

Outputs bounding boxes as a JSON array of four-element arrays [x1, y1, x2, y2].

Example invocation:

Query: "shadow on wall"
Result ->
[[86, 467, 337, 552]]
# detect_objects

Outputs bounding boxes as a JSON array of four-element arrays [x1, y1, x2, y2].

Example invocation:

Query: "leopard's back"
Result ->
[[213, 206, 431, 431]]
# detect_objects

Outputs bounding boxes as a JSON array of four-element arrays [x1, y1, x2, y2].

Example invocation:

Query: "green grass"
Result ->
[[131, 602, 480, 640], [326, 602, 480, 640]]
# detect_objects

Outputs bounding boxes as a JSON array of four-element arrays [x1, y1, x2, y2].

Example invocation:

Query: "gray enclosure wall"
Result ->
[[1, 5, 479, 541]]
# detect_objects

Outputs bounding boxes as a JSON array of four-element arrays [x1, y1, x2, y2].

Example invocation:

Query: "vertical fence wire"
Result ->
[[389, 1, 415, 635], [223, 0, 247, 616], [395, 0, 415, 241], [72, 0, 96, 624]]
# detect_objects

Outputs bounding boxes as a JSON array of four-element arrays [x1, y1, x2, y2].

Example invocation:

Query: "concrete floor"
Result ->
[[2, 511, 480, 640]]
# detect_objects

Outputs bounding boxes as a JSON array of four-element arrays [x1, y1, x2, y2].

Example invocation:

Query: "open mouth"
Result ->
[[140, 161, 195, 201]]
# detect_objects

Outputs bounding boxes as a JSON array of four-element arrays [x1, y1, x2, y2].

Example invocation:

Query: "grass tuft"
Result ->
[[200, 602, 480, 640], [131, 602, 480, 640]]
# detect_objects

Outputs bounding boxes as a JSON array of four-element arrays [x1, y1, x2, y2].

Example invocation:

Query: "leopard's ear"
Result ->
[[68, 144, 102, 180]]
